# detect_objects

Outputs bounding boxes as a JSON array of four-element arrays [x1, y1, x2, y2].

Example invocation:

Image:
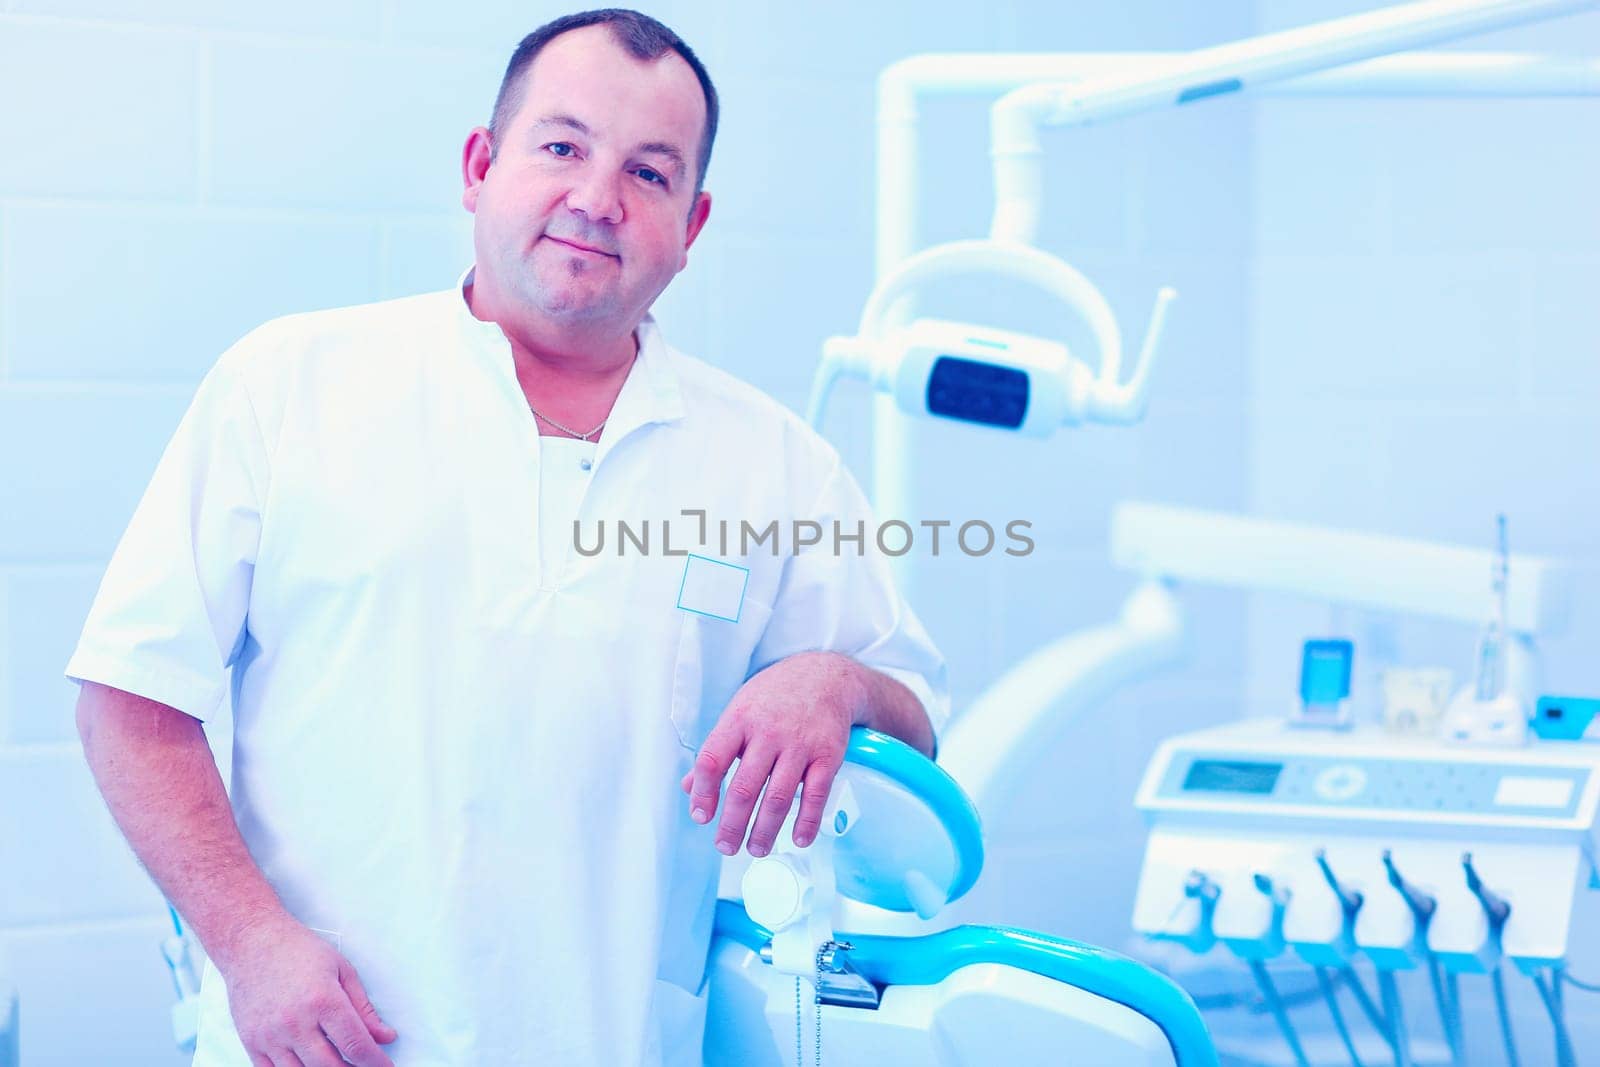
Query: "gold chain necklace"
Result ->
[[527, 402, 606, 441]]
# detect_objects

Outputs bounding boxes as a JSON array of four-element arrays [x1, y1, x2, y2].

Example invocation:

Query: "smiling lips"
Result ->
[[544, 235, 617, 258]]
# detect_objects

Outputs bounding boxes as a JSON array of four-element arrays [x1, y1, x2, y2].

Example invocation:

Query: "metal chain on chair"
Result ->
[[795, 940, 853, 1066], [815, 941, 825, 1067]]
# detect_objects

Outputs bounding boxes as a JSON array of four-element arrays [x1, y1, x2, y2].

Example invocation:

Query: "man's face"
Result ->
[[462, 24, 711, 331]]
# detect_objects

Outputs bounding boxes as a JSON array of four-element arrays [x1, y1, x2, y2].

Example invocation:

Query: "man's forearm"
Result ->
[[75, 681, 292, 975], [842, 656, 936, 759]]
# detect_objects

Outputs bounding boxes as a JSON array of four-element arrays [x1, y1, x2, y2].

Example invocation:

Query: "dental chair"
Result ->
[[702, 728, 1217, 1066]]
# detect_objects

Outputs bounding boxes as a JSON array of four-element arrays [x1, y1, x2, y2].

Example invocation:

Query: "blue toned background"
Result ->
[[0, 1, 1596, 1063]]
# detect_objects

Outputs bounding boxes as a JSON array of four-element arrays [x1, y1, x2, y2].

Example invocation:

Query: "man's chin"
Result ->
[[522, 288, 618, 324]]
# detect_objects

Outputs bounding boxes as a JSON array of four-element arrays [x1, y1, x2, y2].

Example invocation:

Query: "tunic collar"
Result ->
[[452, 264, 687, 456]]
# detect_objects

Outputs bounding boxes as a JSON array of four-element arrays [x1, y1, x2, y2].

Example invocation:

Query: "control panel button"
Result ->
[[1314, 765, 1368, 802]]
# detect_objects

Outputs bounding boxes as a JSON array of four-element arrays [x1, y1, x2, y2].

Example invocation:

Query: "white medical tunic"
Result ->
[[65, 268, 948, 1066]]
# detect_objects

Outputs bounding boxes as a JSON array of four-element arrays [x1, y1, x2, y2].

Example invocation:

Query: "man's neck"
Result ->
[[466, 278, 637, 377], [465, 277, 639, 433]]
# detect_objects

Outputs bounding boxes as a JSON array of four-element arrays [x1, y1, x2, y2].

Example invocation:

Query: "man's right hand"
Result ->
[[219, 914, 398, 1067], [73, 683, 394, 1064]]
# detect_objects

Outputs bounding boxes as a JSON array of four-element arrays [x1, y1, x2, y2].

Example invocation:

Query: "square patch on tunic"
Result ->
[[677, 553, 749, 622]]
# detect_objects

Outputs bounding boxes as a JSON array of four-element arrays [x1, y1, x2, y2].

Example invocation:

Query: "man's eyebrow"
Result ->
[[528, 114, 591, 136]]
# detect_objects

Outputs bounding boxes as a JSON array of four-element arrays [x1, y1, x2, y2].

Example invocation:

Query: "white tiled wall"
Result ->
[[14, 0, 1596, 1063], [1246, 0, 1600, 1056], [1244, 4, 1600, 727]]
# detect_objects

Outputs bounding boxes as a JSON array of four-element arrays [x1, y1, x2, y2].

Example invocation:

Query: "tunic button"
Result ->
[[580, 458, 593, 472]]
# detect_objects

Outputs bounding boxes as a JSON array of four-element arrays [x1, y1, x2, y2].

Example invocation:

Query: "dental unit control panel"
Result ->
[[1134, 719, 1600, 1065]]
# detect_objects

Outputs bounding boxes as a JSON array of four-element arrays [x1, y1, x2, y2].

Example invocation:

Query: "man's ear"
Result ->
[[461, 127, 493, 213], [680, 191, 712, 270]]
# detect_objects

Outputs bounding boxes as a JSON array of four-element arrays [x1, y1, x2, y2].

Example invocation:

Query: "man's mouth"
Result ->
[[544, 235, 617, 258]]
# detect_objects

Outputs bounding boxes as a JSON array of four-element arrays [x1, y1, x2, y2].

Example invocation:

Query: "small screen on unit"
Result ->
[[1182, 759, 1283, 795], [925, 356, 1029, 429]]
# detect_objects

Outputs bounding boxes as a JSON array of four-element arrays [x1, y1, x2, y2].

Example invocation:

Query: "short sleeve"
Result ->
[[64, 351, 269, 721], [748, 454, 951, 749]]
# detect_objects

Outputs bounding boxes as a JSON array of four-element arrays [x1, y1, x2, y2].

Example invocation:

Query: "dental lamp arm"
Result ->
[[988, 81, 1053, 246], [806, 336, 876, 430], [988, 0, 1598, 246], [1088, 286, 1177, 423]]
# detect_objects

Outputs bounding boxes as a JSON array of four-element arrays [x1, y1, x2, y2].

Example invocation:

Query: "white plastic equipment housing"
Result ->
[[1212, 872, 1288, 961], [1132, 721, 1600, 977], [739, 779, 859, 981], [883, 318, 1082, 437], [742, 854, 811, 932], [808, 239, 1175, 433]]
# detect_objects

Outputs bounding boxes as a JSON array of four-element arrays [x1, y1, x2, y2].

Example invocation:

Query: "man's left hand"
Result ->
[[679, 651, 862, 857]]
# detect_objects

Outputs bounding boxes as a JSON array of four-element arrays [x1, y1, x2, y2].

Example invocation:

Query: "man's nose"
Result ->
[[565, 165, 624, 225]]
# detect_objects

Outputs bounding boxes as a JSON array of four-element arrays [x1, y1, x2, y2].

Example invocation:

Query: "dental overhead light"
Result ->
[[807, 238, 1177, 437]]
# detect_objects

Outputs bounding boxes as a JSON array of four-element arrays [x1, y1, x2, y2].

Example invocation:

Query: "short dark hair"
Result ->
[[488, 9, 719, 194]]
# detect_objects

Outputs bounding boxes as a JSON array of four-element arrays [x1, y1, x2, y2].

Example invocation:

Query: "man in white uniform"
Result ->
[[66, 9, 946, 1067]]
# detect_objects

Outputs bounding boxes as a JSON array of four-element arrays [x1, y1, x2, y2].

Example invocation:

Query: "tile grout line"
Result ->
[[0, 199, 8, 382], [196, 35, 212, 207], [0, 913, 174, 938]]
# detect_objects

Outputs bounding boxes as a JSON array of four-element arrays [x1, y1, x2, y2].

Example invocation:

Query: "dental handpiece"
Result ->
[[1381, 851, 1435, 926], [1316, 851, 1394, 1054], [1382, 852, 1462, 1063], [1463, 854, 1520, 1067]]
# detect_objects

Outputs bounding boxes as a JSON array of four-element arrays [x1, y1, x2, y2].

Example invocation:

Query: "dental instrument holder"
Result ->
[[1292, 638, 1355, 731], [1462, 852, 1512, 967], [1385, 851, 1467, 1063], [1166, 870, 1220, 954], [1238, 873, 1292, 960], [1441, 514, 1530, 747], [1314, 849, 1365, 962], [1311, 851, 1398, 1052], [1228, 873, 1316, 1067], [1382, 850, 1437, 958]]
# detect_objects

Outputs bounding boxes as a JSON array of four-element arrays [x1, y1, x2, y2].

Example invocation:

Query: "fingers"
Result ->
[[745, 755, 806, 858], [257, 1032, 319, 1067], [319, 1013, 393, 1067], [793, 758, 842, 848], [689, 721, 743, 826], [260, 1013, 347, 1067], [337, 958, 399, 1047], [320, 1005, 394, 1067], [716, 745, 776, 856], [249, 967, 396, 1067], [291, 1038, 343, 1067]]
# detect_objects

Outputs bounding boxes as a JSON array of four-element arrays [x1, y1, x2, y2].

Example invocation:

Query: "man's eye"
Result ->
[[635, 167, 666, 186], [545, 142, 576, 158]]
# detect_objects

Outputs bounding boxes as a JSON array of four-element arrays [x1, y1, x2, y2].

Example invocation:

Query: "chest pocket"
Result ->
[[669, 597, 774, 752]]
